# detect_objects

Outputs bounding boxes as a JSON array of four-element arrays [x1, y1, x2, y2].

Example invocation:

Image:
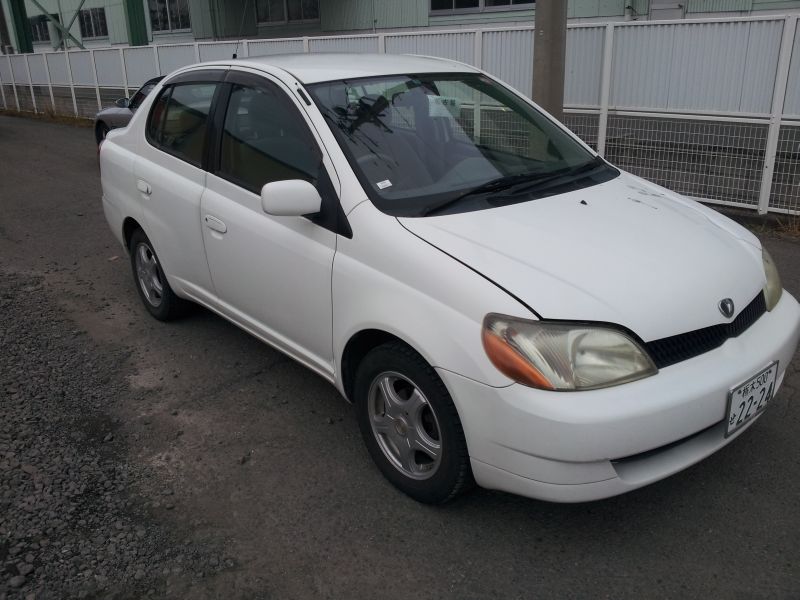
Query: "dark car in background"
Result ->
[[94, 76, 164, 145]]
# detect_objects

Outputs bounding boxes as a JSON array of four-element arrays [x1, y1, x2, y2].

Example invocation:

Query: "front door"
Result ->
[[200, 72, 338, 377]]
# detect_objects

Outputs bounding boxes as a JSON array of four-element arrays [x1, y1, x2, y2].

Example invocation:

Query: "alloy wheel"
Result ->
[[367, 371, 443, 480]]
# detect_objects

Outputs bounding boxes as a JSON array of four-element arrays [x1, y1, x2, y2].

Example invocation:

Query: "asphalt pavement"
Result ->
[[1, 114, 799, 599]]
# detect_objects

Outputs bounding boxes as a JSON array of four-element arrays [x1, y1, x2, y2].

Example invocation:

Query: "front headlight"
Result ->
[[763, 248, 782, 311], [482, 314, 658, 391]]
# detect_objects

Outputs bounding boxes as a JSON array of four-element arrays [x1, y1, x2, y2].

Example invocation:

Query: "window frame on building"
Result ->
[[28, 14, 57, 44], [255, 0, 320, 26], [148, 0, 192, 34], [78, 7, 108, 40], [429, 0, 534, 15]]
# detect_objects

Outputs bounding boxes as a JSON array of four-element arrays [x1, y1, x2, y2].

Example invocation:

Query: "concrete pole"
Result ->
[[532, 0, 568, 122]]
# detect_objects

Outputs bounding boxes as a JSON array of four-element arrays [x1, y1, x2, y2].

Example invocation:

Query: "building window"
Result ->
[[29, 14, 57, 43], [149, 0, 191, 32], [431, 0, 533, 11], [256, 0, 319, 24], [79, 8, 108, 39]]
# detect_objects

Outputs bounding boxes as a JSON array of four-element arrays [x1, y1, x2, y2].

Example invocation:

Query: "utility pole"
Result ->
[[532, 0, 568, 122]]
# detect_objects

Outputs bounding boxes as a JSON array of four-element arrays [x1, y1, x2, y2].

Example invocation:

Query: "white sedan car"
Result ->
[[100, 53, 800, 504]]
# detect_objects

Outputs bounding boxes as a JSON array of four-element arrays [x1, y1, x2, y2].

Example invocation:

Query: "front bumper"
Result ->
[[439, 291, 800, 502]]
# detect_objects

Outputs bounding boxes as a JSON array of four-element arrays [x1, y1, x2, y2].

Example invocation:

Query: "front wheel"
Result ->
[[354, 341, 474, 504], [129, 228, 188, 321]]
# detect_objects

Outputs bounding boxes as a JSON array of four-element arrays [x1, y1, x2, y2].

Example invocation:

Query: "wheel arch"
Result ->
[[122, 216, 143, 253], [95, 120, 109, 144], [340, 328, 430, 403]]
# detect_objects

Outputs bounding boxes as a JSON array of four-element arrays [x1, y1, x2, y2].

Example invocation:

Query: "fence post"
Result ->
[[10, 55, 20, 111], [120, 48, 129, 97], [24, 54, 37, 113], [90, 49, 102, 111], [378, 33, 385, 53], [153, 45, 161, 75], [44, 54, 55, 113], [65, 49, 79, 117], [473, 29, 482, 69], [194, 42, 200, 62], [757, 15, 797, 215], [596, 23, 615, 157], [0, 65, 6, 110], [303, 36, 310, 53]]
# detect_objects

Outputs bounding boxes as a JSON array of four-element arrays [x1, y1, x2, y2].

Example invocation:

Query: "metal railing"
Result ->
[[1, 14, 798, 215]]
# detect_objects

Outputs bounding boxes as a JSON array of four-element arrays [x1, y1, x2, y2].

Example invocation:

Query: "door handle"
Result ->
[[204, 214, 227, 234], [136, 179, 152, 196]]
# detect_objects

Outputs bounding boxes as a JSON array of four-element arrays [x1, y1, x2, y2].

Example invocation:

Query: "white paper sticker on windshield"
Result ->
[[376, 180, 393, 190], [428, 96, 461, 118]]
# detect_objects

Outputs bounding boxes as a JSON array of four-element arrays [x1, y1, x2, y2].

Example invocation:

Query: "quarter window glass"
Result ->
[[219, 83, 320, 194], [147, 88, 170, 142], [148, 83, 217, 166], [129, 83, 155, 111]]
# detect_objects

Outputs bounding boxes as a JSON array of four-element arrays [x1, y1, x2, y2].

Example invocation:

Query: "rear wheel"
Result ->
[[129, 228, 188, 321], [355, 341, 473, 504]]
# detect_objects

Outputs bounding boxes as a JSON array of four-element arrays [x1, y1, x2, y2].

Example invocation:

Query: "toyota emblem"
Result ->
[[719, 298, 735, 318]]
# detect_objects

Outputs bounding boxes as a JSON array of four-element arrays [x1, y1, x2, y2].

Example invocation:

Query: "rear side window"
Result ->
[[218, 82, 321, 194], [147, 82, 217, 167]]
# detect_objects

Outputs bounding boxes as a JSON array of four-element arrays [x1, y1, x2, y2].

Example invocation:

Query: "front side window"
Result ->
[[310, 73, 615, 217], [218, 82, 321, 194], [147, 82, 217, 166], [431, 0, 532, 11], [149, 0, 191, 32], [79, 8, 108, 39], [256, 0, 319, 24]]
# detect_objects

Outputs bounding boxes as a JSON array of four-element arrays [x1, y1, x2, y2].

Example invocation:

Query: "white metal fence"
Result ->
[[1, 15, 798, 215]]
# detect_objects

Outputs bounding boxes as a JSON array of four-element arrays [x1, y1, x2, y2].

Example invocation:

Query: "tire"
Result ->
[[128, 228, 189, 321], [354, 341, 474, 504], [96, 122, 109, 145]]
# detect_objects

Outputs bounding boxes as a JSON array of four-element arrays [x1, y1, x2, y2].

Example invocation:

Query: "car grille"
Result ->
[[645, 292, 767, 369]]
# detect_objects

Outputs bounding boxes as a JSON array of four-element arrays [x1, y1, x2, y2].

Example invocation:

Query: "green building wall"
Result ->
[[20, 0, 130, 46], [5, 0, 800, 53]]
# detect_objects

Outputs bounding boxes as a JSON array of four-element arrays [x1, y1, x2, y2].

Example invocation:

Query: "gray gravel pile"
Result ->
[[0, 272, 223, 600]]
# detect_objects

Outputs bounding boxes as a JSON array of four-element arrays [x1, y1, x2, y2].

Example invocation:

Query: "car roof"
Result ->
[[206, 53, 480, 84]]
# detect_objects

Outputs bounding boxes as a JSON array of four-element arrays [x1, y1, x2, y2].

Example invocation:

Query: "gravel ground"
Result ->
[[0, 272, 232, 599], [1, 113, 799, 599]]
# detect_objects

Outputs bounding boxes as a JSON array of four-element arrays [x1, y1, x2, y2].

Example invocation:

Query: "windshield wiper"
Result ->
[[491, 156, 606, 201], [421, 173, 550, 217], [421, 157, 605, 217]]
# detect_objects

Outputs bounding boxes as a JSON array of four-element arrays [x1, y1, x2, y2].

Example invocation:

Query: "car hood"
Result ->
[[399, 172, 765, 342]]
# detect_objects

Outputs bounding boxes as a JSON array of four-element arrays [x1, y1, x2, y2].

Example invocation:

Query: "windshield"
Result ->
[[309, 73, 617, 217]]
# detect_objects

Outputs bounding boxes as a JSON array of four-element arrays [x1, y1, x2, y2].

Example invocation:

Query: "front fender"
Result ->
[[332, 202, 532, 393]]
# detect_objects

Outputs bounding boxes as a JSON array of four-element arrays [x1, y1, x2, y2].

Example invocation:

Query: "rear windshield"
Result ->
[[309, 73, 617, 217]]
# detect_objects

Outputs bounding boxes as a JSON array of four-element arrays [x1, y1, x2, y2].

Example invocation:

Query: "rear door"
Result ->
[[199, 69, 340, 377], [135, 69, 226, 300]]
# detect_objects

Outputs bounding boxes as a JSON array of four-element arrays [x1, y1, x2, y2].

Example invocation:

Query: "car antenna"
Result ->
[[231, 0, 250, 59]]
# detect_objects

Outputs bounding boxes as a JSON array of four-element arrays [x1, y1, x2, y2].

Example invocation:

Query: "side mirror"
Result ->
[[261, 180, 322, 217], [115, 97, 129, 108]]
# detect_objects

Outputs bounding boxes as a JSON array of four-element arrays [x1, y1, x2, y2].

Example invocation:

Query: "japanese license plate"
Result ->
[[725, 362, 778, 437]]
